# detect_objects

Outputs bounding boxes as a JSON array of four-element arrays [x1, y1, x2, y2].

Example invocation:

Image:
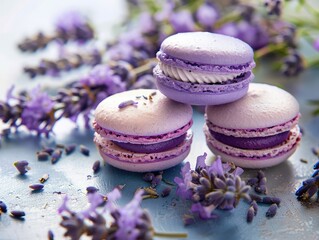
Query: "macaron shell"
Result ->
[[206, 144, 298, 169], [94, 89, 193, 136], [156, 78, 249, 106], [160, 32, 254, 65], [98, 147, 191, 172], [206, 83, 300, 129]]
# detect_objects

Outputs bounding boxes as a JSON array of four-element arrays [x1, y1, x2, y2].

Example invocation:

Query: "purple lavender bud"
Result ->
[[143, 172, 155, 182], [214, 178, 226, 189], [196, 3, 219, 28], [29, 184, 44, 191], [295, 184, 311, 197], [205, 191, 223, 204], [151, 174, 163, 188], [259, 177, 267, 186], [313, 161, 319, 170], [183, 214, 195, 226], [312, 170, 319, 178], [51, 149, 62, 164], [199, 177, 211, 190], [312, 147, 319, 157], [10, 210, 25, 219], [262, 196, 281, 205], [48, 230, 54, 240], [80, 145, 90, 156], [118, 100, 138, 109], [56, 143, 65, 149], [251, 200, 258, 215], [247, 177, 258, 186], [266, 204, 277, 218], [13, 160, 30, 175], [161, 187, 172, 197], [255, 185, 267, 194], [313, 38, 319, 51], [42, 147, 54, 155], [250, 193, 263, 203], [0, 201, 7, 213], [65, 144, 76, 155], [92, 160, 101, 173], [257, 170, 266, 180], [247, 206, 255, 223], [86, 186, 99, 194], [37, 151, 50, 161], [302, 178, 316, 186]]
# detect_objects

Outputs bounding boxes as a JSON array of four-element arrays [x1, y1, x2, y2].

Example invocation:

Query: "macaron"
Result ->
[[153, 32, 255, 105], [93, 89, 193, 172], [204, 83, 301, 168]]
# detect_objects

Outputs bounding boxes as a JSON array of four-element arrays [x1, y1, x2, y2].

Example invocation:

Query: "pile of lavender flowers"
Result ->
[[174, 153, 250, 222], [58, 188, 187, 240]]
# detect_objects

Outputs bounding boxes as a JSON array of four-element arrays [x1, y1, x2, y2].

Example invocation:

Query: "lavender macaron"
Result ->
[[93, 89, 193, 172], [154, 32, 255, 105], [204, 83, 301, 168]]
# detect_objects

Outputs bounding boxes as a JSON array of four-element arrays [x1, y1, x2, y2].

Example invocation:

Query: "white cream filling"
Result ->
[[159, 62, 242, 84]]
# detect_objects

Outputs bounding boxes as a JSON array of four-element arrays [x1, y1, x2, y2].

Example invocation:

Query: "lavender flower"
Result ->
[[313, 37, 319, 51], [58, 189, 187, 239], [281, 50, 304, 76], [264, 0, 282, 16], [14, 160, 30, 175], [169, 10, 195, 33], [196, 3, 219, 29], [174, 153, 250, 220]]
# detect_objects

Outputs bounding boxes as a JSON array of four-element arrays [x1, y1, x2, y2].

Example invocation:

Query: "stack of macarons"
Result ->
[[93, 31, 301, 172]]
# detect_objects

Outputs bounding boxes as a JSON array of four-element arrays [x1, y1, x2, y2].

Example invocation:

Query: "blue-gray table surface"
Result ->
[[1, 1, 319, 240]]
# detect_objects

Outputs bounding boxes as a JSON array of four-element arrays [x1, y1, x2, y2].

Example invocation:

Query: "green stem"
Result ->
[[153, 231, 188, 238], [254, 43, 287, 59]]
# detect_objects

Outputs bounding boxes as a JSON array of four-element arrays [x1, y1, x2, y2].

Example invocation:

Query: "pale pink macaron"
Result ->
[[204, 83, 301, 168], [93, 89, 193, 172]]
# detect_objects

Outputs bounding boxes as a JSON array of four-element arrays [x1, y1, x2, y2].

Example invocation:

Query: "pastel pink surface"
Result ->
[[94, 89, 193, 136], [160, 32, 254, 65], [206, 83, 300, 129]]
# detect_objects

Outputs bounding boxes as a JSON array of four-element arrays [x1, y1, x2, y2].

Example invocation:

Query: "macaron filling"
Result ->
[[209, 130, 290, 150], [112, 133, 187, 153], [157, 51, 255, 84]]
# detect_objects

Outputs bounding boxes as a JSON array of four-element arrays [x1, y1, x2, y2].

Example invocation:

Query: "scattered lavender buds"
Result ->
[[264, 0, 282, 16], [0, 201, 8, 213], [92, 160, 101, 173], [37, 151, 50, 161], [247, 170, 268, 195], [175, 153, 250, 220], [262, 196, 281, 205], [79, 145, 90, 156], [118, 100, 138, 109], [29, 184, 44, 191], [65, 144, 76, 155], [51, 149, 62, 164], [313, 160, 319, 169], [13, 161, 30, 175], [143, 172, 155, 182], [10, 210, 25, 219], [151, 172, 163, 188], [161, 187, 172, 198], [266, 204, 278, 218], [48, 230, 54, 240], [246, 206, 255, 223], [86, 186, 99, 194], [42, 147, 54, 155], [39, 174, 49, 183]]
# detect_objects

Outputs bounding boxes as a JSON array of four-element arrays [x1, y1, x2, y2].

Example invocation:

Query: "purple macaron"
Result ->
[[93, 89, 193, 172], [153, 32, 256, 105], [204, 83, 302, 168]]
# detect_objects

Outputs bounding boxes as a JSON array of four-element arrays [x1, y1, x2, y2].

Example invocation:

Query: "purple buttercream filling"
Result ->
[[157, 51, 256, 73], [210, 130, 290, 150], [113, 133, 187, 153]]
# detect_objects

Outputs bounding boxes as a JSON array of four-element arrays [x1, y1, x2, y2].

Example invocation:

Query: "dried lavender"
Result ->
[[24, 50, 102, 78], [264, 0, 282, 16], [29, 184, 44, 191], [48, 230, 54, 240], [0, 201, 7, 213], [65, 144, 76, 155], [39, 174, 49, 183], [143, 172, 155, 182], [161, 187, 172, 197], [58, 189, 187, 239], [86, 186, 99, 194], [79, 145, 90, 156], [281, 50, 304, 77], [262, 196, 281, 205], [10, 210, 25, 219], [247, 170, 268, 195], [174, 153, 250, 220], [246, 206, 255, 223], [13, 160, 30, 175], [266, 204, 278, 218], [92, 160, 101, 173], [37, 151, 50, 161], [18, 11, 94, 52], [51, 149, 62, 164]]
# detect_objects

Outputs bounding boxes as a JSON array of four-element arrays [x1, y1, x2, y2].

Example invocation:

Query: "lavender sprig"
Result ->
[[174, 153, 250, 220], [24, 50, 102, 78], [58, 189, 187, 239], [18, 11, 94, 52]]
